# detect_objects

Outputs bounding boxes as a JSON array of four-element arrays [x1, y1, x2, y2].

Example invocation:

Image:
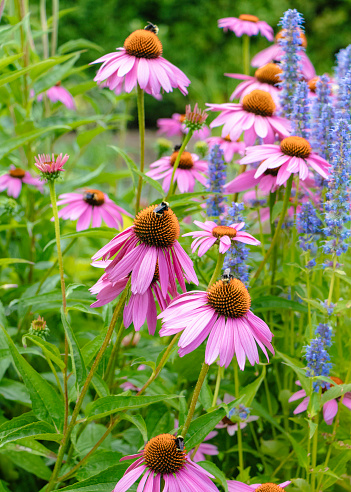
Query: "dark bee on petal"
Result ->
[[174, 435, 184, 452], [222, 268, 233, 284], [153, 201, 169, 217], [174, 144, 182, 152], [144, 22, 159, 35]]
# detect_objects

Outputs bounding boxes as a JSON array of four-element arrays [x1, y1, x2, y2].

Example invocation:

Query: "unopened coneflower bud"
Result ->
[[34, 153, 69, 181], [155, 138, 172, 158], [29, 316, 50, 339], [185, 103, 208, 131]]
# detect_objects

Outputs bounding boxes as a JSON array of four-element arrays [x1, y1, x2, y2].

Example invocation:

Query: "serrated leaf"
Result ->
[[198, 461, 229, 492], [61, 308, 87, 391], [0, 421, 62, 448], [186, 408, 225, 449], [1, 327, 64, 430], [85, 394, 180, 421]]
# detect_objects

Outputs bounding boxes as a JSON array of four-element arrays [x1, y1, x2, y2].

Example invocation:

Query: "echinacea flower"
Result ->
[[183, 220, 260, 257], [240, 136, 330, 185], [224, 168, 281, 195], [114, 433, 220, 492], [55, 189, 131, 231], [225, 63, 282, 104], [34, 153, 69, 180], [0, 166, 43, 198], [92, 23, 190, 96], [90, 261, 175, 334], [227, 480, 291, 492], [207, 90, 290, 146], [289, 379, 351, 425], [157, 113, 210, 140], [92, 202, 198, 297], [146, 148, 208, 193], [218, 15, 274, 41], [192, 431, 219, 462], [159, 273, 274, 369], [38, 82, 76, 110], [206, 136, 245, 163], [251, 29, 316, 80]]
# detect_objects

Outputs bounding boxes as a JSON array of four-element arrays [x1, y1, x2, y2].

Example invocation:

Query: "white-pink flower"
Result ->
[[0, 166, 43, 198], [206, 136, 245, 163], [218, 15, 274, 41], [34, 153, 69, 175]]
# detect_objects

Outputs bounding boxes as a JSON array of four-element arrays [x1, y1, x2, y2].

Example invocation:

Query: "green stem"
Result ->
[[233, 361, 244, 471], [165, 130, 193, 201], [45, 285, 129, 492], [104, 321, 125, 389], [311, 415, 319, 492], [264, 375, 277, 439], [327, 254, 337, 305], [212, 366, 223, 407], [40, 0, 49, 59], [208, 252, 225, 288], [181, 362, 209, 438], [135, 84, 145, 214], [252, 175, 293, 284], [306, 251, 313, 339], [51, 0, 59, 56], [242, 34, 250, 75]]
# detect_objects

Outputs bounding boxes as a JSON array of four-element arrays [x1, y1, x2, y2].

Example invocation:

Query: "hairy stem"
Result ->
[[135, 84, 145, 214], [208, 251, 225, 288], [166, 130, 193, 201], [51, 0, 59, 56], [181, 362, 210, 438], [242, 34, 250, 75]]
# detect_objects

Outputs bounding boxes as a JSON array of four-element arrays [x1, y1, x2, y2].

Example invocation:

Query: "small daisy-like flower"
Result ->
[[252, 29, 316, 80], [218, 14, 274, 41], [183, 220, 260, 257], [241, 136, 330, 185], [92, 23, 191, 96], [159, 273, 274, 369], [92, 202, 198, 297], [34, 153, 69, 180], [206, 136, 245, 163], [228, 480, 292, 491], [146, 148, 208, 193], [114, 433, 220, 491], [289, 379, 351, 425], [38, 82, 76, 110], [56, 189, 131, 231], [90, 262, 175, 334], [226, 63, 282, 104], [207, 90, 290, 146], [157, 113, 210, 140], [0, 166, 43, 198]]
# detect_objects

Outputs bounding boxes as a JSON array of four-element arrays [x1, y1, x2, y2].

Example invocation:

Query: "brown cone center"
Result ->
[[133, 204, 180, 248], [280, 136, 311, 158], [124, 29, 163, 59], [275, 28, 307, 48], [239, 14, 259, 23], [9, 168, 26, 179], [255, 63, 282, 85], [207, 278, 251, 318], [308, 76, 319, 93], [212, 225, 237, 239], [143, 434, 186, 474], [178, 114, 186, 123], [83, 189, 105, 206], [264, 167, 279, 177], [255, 484, 285, 492], [242, 90, 276, 117], [170, 151, 194, 170]]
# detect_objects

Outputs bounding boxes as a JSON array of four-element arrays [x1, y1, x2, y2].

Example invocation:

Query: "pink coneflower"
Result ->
[[38, 82, 76, 110], [157, 113, 210, 140], [92, 202, 198, 297], [240, 136, 330, 185], [114, 434, 220, 492], [206, 136, 245, 163], [218, 15, 274, 41], [227, 480, 292, 491], [55, 189, 131, 231], [289, 379, 351, 425], [34, 153, 69, 176], [146, 149, 208, 193], [159, 274, 274, 370], [92, 23, 190, 96], [207, 90, 290, 146], [0, 166, 43, 198], [225, 168, 280, 195], [90, 263, 175, 334], [183, 220, 260, 257], [192, 431, 219, 462], [252, 29, 316, 80], [225, 63, 282, 104]]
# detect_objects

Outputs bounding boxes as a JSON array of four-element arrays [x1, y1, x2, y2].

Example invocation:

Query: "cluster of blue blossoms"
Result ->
[[206, 144, 226, 218], [290, 80, 309, 138], [305, 323, 333, 392], [228, 404, 251, 421], [311, 74, 334, 160], [296, 202, 322, 267]]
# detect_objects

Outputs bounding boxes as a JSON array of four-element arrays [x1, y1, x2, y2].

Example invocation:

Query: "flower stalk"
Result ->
[[135, 84, 145, 214], [166, 130, 193, 200]]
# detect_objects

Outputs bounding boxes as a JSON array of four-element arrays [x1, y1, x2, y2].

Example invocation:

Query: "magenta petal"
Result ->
[[323, 398, 338, 425]]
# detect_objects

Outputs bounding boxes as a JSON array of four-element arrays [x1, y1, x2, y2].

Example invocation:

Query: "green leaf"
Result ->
[[0, 258, 33, 266], [0, 421, 62, 448], [276, 351, 309, 395], [5, 450, 52, 480], [238, 366, 266, 407], [308, 420, 318, 439], [271, 200, 284, 221], [320, 383, 351, 406], [251, 296, 308, 314], [58, 38, 103, 54], [77, 126, 106, 148], [22, 334, 65, 370], [1, 327, 64, 430], [33, 53, 80, 94], [43, 227, 116, 251], [119, 414, 147, 442], [0, 378, 31, 405], [110, 146, 137, 188], [56, 163, 106, 192], [85, 394, 180, 421], [131, 167, 164, 196], [0, 53, 24, 70], [0, 413, 37, 439], [58, 464, 128, 491], [0, 223, 27, 232], [198, 461, 229, 492], [61, 308, 87, 391], [186, 408, 226, 449]]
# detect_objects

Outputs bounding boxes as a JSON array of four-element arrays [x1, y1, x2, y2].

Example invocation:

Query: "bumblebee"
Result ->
[[144, 22, 159, 35], [153, 201, 169, 217], [174, 435, 184, 452], [222, 268, 233, 283]]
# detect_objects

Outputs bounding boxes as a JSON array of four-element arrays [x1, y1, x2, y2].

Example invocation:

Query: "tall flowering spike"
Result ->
[[296, 202, 322, 267], [322, 113, 351, 258], [315, 323, 333, 347], [223, 203, 249, 284], [311, 74, 334, 159], [305, 331, 332, 392], [34, 153, 69, 181], [337, 69, 351, 116], [335, 45, 351, 84], [278, 9, 304, 117], [206, 144, 227, 218], [290, 80, 310, 138]]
